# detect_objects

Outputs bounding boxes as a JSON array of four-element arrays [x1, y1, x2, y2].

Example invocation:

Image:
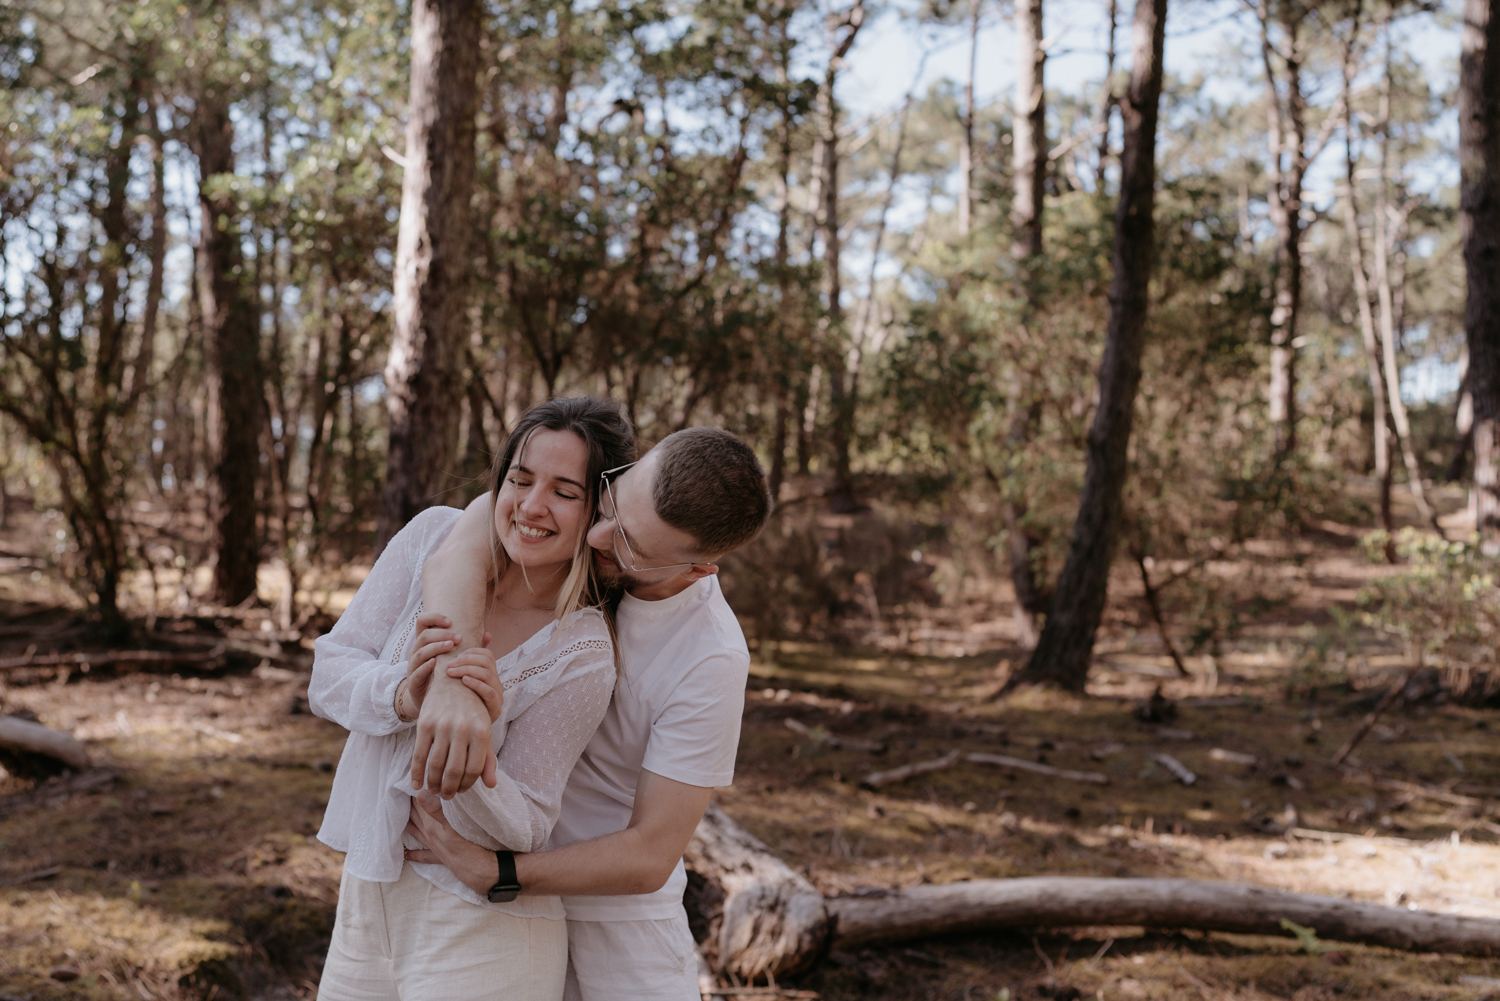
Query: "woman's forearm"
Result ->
[[423, 493, 492, 648], [411, 495, 497, 795]]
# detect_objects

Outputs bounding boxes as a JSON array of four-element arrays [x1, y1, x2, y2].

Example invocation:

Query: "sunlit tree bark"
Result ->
[[376, 0, 481, 552]]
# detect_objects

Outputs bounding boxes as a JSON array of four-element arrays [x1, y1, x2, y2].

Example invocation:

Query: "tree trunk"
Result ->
[[684, 804, 833, 983], [1371, 55, 1434, 526], [820, 1, 865, 515], [1339, 23, 1395, 557], [1011, 0, 1046, 265], [1449, 364, 1474, 482], [1461, 0, 1500, 553], [1007, 0, 1167, 692], [1261, 3, 1307, 463], [958, 0, 981, 236], [1094, 0, 1119, 180], [1004, 0, 1049, 649], [192, 86, 263, 606], [376, 0, 482, 553]]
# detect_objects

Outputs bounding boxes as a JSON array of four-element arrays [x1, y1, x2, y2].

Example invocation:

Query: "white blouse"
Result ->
[[309, 506, 616, 918]]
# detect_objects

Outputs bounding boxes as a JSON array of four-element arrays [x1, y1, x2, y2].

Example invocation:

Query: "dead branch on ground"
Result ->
[[1332, 669, 1417, 765]]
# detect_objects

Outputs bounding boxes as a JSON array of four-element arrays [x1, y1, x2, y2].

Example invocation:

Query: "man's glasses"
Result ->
[[599, 463, 713, 573]]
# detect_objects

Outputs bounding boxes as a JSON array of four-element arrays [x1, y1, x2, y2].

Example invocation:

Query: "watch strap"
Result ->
[[487, 850, 520, 903]]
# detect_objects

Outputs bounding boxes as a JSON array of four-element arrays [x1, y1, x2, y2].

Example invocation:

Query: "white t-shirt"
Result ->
[[552, 574, 749, 921]]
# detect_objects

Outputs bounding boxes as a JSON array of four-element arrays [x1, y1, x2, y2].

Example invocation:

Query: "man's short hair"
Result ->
[[652, 427, 772, 556]]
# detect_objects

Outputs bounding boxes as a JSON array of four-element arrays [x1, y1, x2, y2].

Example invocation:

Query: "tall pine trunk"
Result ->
[[820, 1, 865, 514], [1261, 2, 1307, 463], [958, 0, 981, 236], [1461, 0, 1500, 553], [377, 0, 481, 552], [193, 86, 264, 606], [1003, 0, 1048, 649], [1008, 0, 1168, 692], [1339, 19, 1396, 558]]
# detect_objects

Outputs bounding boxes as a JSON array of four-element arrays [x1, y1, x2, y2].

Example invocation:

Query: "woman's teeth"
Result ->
[[516, 523, 554, 539]]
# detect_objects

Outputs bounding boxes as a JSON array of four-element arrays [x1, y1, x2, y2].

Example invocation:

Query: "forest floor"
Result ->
[[0, 484, 1497, 1001]]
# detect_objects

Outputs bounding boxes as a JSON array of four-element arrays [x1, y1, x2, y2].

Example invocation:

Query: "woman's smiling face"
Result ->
[[492, 428, 592, 572]]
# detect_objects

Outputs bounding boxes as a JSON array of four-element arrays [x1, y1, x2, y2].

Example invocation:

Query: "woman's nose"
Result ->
[[517, 488, 549, 519]]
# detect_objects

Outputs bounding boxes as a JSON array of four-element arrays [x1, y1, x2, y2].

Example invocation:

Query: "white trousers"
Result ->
[[318, 864, 568, 1001], [562, 911, 700, 1001]]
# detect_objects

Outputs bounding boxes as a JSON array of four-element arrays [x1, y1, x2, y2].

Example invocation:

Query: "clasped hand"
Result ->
[[400, 613, 505, 798]]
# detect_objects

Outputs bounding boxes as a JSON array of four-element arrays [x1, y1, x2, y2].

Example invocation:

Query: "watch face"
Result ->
[[487, 884, 521, 903]]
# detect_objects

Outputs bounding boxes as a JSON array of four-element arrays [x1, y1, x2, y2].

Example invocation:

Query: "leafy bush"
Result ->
[[1355, 528, 1500, 704]]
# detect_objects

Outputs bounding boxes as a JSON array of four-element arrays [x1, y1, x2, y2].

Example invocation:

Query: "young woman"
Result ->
[[308, 397, 636, 1000]]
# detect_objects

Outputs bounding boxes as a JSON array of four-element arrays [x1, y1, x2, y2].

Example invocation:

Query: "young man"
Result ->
[[404, 426, 771, 1000]]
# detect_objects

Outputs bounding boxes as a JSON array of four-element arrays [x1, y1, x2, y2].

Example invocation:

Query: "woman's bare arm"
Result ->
[[412, 494, 497, 797]]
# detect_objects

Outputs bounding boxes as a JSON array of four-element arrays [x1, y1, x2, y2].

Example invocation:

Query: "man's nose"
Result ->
[[586, 520, 614, 552]]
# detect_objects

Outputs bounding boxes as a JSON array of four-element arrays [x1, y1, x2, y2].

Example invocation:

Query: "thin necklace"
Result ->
[[493, 578, 559, 612]]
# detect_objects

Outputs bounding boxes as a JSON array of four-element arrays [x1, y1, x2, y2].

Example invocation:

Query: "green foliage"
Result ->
[[1356, 529, 1499, 695], [0, 0, 1471, 646]]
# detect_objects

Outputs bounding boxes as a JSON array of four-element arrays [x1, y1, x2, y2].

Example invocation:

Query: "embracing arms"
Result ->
[[407, 768, 713, 898]]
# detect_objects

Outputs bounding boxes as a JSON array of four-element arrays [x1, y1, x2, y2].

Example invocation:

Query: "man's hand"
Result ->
[[402, 614, 502, 723], [405, 791, 501, 896]]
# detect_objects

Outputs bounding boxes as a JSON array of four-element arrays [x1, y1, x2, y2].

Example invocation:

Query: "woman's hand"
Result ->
[[400, 613, 492, 717], [446, 647, 504, 723], [405, 791, 506, 897]]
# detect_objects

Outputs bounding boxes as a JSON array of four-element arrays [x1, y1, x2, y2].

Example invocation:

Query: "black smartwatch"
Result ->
[[487, 850, 521, 903]]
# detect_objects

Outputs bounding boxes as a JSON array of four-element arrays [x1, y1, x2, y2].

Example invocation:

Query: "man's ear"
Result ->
[[683, 563, 718, 581]]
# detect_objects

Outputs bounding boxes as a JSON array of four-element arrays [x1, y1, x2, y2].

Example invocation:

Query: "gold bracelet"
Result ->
[[394, 679, 416, 723]]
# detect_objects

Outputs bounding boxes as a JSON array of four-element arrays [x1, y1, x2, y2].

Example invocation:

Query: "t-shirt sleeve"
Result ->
[[640, 651, 748, 789]]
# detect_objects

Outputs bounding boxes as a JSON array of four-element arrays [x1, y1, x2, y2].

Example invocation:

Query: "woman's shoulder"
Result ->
[[553, 606, 614, 651]]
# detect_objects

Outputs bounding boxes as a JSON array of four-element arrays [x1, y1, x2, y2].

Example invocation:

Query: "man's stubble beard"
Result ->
[[592, 549, 647, 591]]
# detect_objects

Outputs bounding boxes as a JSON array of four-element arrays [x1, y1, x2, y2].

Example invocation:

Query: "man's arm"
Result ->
[[406, 769, 713, 898], [414, 493, 497, 797]]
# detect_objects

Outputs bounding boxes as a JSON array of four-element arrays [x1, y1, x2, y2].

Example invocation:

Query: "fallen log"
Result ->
[[825, 877, 1500, 957], [0, 715, 90, 770], [684, 808, 1500, 980], [684, 803, 832, 982]]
